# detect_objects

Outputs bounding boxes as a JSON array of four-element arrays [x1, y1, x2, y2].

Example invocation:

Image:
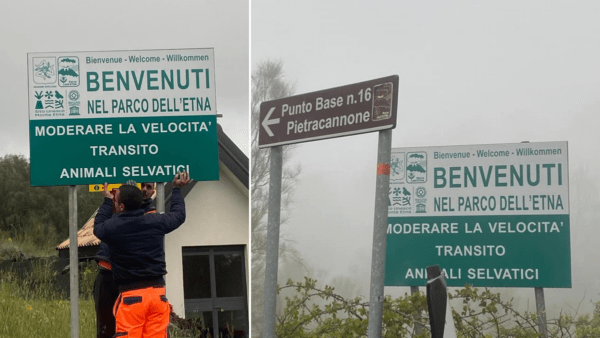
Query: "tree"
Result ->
[[0, 155, 34, 233], [0, 154, 102, 251], [251, 60, 301, 337]]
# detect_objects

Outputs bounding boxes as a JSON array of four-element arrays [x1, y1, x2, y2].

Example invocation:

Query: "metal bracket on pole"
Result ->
[[263, 146, 283, 338], [411, 286, 424, 335], [68, 186, 79, 338], [367, 129, 393, 338], [535, 287, 548, 338]]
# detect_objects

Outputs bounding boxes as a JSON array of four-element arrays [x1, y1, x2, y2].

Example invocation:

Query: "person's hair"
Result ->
[[118, 185, 143, 211]]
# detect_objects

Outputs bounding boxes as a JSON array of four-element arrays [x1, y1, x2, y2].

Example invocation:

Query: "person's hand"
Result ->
[[102, 183, 114, 199], [173, 171, 192, 188]]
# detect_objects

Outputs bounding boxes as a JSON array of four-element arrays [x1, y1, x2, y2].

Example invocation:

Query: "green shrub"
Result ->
[[79, 260, 97, 299], [0, 258, 64, 300], [0, 238, 27, 261], [168, 314, 213, 338]]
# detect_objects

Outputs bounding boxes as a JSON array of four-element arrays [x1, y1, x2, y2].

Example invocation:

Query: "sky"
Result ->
[[0, 0, 249, 158], [252, 0, 600, 316]]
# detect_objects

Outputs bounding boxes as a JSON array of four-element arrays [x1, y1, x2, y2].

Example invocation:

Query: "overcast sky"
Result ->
[[253, 0, 600, 315], [0, 0, 249, 158]]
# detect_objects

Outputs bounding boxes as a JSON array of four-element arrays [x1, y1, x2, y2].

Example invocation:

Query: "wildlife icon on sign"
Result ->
[[390, 186, 412, 208], [33, 57, 56, 84], [390, 152, 405, 183], [58, 57, 80, 87], [33, 90, 65, 113], [406, 152, 427, 184]]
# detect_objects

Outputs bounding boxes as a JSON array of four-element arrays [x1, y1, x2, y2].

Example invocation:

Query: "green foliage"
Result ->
[[0, 154, 103, 255], [0, 236, 27, 261], [0, 281, 95, 337], [276, 278, 600, 338], [276, 277, 429, 338], [0, 258, 65, 300], [79, 260, 96, 299], [1, 220, 59, 258], [168, 314, 214, 338]]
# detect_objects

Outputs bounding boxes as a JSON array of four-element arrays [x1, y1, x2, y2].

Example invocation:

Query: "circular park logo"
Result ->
[[416, 186, 427, 198], [68, 90, 80, 101]]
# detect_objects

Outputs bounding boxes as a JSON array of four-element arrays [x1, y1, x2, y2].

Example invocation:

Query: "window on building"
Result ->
[[182, 245, 248, 338]]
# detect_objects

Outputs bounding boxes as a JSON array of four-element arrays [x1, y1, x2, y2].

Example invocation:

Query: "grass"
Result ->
[[0, 282, 96, 337], [0, 236, 202, 337], [0, 235, 97, 337]]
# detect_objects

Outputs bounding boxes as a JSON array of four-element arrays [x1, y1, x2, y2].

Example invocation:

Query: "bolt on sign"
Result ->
[[385, 141, 571, 288], [258, 75, 398, 148], [28, 48, 219, 186]]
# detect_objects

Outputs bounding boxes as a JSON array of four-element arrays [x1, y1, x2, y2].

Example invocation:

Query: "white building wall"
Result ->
[[164, 163, 249, 317]]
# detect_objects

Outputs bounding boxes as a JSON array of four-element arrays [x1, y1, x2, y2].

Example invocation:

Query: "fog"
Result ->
[[252, 0, 600, 316]]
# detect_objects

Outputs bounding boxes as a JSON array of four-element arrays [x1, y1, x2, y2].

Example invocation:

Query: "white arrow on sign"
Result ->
[[261, 107, 280, 137]]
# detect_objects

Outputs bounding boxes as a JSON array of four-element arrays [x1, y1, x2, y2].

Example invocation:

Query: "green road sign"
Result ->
[[385, 141, 571, 288], [28, 49, 218, 186]]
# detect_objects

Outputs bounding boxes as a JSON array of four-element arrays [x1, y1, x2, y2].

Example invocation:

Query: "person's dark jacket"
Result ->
[[94, 198, 157, 264], [93, 188, 186, 287], [141, 198, 157, 213]]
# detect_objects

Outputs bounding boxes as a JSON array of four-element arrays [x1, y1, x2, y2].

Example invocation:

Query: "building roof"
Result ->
[[56, 125, 248, 250], [56, 210, 99, 250]]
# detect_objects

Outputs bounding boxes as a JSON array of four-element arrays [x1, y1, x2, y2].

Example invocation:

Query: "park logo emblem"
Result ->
[[372, 82, 393, 121], [390, 152, 405, 183], [33, 57, 57, 84], [406, 152, 427, 184], [415, 186, 428, 213], [32, 89, 66, 116], [391, 186, 413, 209], [68, 90, 81, 115], [57, 56, 80, 87]]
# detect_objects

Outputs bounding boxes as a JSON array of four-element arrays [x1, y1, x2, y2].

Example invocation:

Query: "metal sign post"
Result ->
[[68, 186, 79, 338], [156, 182, 165, 214], [410, 286, 424, 334], [367, 129, 392, 338], [535, 287, 548, 338], [263, 146, 283, 338]]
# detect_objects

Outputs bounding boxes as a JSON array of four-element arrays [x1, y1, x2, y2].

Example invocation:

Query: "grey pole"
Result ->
[[535, 287, 548, 338], [520, 141, 548, 337], [263, 146, 283, 338], [411, 286, 424, 335], [68, 186, 79, 338], [367, 129, 393, 338], [156, 182, 165, 213]]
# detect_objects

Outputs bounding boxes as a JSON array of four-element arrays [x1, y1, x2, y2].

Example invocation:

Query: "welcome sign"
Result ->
[[385, 141, 571, 288], [28, 48, 219, 186]]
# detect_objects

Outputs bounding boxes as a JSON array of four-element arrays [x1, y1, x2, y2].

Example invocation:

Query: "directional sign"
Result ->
[[28, 48, 219, 186], [385, 141, 571, 288], [258, 75, 398, 148]]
